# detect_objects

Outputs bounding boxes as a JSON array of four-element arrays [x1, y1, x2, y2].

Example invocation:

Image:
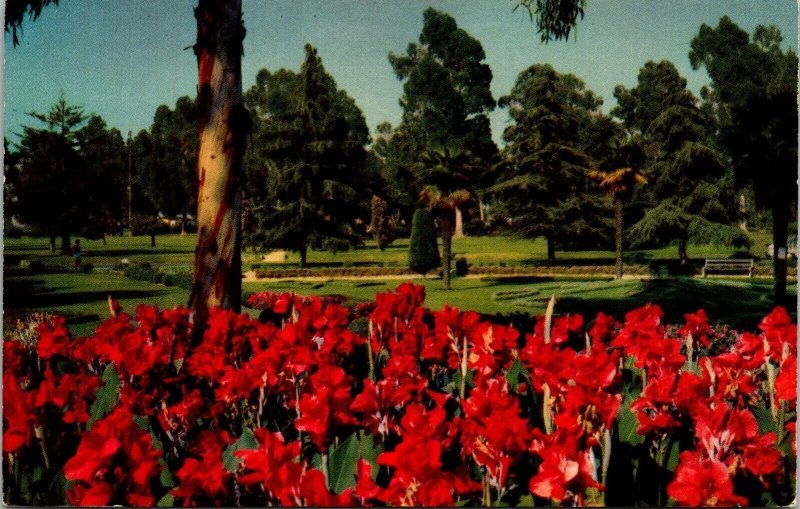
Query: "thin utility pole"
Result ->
[[127, 131, 133, 236]]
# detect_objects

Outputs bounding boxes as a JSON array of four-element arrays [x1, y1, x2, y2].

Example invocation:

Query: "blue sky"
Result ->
[[3, 0, 797, 145]]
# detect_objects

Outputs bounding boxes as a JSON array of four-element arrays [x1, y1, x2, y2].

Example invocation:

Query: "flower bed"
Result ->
[[3, 284, 796, 506]]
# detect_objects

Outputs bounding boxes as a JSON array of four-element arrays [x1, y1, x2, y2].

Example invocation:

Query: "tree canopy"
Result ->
[[491, 64, 610, 262], [689, 17, 797, 300], [245, 45, 373, 265], [616, 60, 745, 262]]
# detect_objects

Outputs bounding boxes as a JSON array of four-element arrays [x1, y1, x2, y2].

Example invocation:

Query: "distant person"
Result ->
[[73, 239, 82, 270]]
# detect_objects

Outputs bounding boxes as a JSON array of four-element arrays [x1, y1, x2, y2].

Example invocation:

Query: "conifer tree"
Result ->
[[408, 208, 440, 276], [250, 45, 370, 266], [615, 61, 746, 263]]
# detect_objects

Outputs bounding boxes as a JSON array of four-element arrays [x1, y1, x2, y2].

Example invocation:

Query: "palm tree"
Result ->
[[415, 145, 473, 290], [419, 185, 470, 290], [588, 142, 647, 279]]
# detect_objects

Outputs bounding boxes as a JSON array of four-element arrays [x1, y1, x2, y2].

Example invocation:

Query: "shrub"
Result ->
[[408, 208, 440, 275], [28, 260, 43, 273], [455, 257, 468, 277], [80, 262, 94, 274]]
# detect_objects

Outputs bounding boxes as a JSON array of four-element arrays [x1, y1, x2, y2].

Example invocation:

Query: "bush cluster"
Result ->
[[122, 264, 192, 289]]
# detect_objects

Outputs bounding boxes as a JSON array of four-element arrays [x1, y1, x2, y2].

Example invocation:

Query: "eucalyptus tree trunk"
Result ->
[[189, 0, 249, 332], [614, 197, 623, 279]]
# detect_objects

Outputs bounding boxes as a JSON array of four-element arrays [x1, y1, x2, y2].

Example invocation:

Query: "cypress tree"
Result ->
[[408, 208, 440, 276]]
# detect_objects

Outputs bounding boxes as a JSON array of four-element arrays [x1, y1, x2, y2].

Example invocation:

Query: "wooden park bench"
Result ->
[[702, 258, 754, 278]]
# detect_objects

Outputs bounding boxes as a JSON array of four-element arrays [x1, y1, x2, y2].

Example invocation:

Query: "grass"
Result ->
[[3, 231, 779, 270], [4, 270, 189, 337], [242, 276, 795, 330], [4, 232, 795, 335]]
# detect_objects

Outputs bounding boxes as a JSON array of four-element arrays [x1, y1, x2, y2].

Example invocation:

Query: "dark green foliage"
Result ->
[[129, 213, 160, 240], [391, 10, 497, 288], [689, 17, 797, 301], [80, 262, 94, 274], [408, 208, 440, 275], [388, 6, 498, 202], [455, 257, 468, 277], [6, 95, 129, 247], [6, 94, 86, 251], [245, 45, 373, 264], [615, 60, 747, 262], [327, 432, 383, 493], [123, 264, 192, 290], [222, 428, 258, 473], [4, 0, 58, 46], [369, 195, 396, 250], [513, 0, 584, 43], [88, 363, 119, 430], [491, 64, 610, 261], [132, 96, 198, 230]]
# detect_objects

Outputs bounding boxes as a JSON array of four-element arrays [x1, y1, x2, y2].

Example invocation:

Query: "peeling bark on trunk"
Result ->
[[614, 198, 624, 279], [189, 0, 249, 335], [478, 197, 485, 222], [772, 203, 789, 304]]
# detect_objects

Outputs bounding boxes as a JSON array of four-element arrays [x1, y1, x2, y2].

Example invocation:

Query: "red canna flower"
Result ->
[[667, 451, 748, 507]]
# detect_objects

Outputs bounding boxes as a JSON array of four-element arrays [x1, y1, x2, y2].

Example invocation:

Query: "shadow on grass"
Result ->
[[4, 277, 169, 310], [84, 249, 193, 257], [555, 278, 795, 330]]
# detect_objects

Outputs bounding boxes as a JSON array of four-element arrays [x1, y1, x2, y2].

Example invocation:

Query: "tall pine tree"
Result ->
[[250, 45, 371, 266], [491, 64, 608, 264], [390, 8, 495, 288], [614, 61, 746, 263]]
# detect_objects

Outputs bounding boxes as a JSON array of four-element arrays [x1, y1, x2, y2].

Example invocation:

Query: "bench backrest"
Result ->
[[704, 259, 753, 267]]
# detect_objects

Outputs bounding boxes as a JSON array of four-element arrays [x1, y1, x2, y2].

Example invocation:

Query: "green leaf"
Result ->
[[31, 465, 44, 483], [133, 414, 150, 431], [752, 405, 778, 434], [505, 358, 529, 390], [88, 363, 120, 430], [222, 428, 259, 473], [325, 432, 385, 493], [157, 493, 175, 507], [356, 432, 383, 481], [665, 438, 681, 472], [159, 460, 175, 488], [328, 433, 360, 493], [516, 494, 534, 507], [617, 394, 644, 446]]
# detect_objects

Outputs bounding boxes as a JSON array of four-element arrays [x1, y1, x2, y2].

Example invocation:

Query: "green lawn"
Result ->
[[243, 276, 794, 331], [4, 232, 795, 336], [3, 230, 777, 269]]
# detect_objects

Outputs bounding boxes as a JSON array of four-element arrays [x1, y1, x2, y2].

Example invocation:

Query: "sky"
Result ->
[[3, 0, 797, 145]]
